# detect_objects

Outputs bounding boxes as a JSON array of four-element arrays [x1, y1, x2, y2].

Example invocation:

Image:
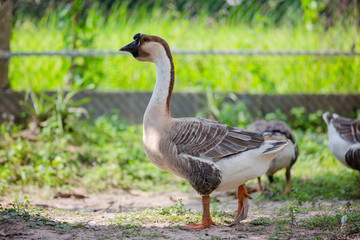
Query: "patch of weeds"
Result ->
[[119, 224, 143, 238], [235, 224, 249, 232], [114, 199, 233, 227], [249, 216, 271, 226], [209, 236, 222, 240], [303, 212, 340, 230], [286, 204, 299, 239], [308, 236, 331, 240], [268, 217, 288, 239], [301, 203, 360, 238], [54, 221, 73, 232], [266, 205, 301, 239], [141, 232, 170, 239], [155, 199, 191, 215], [235, 221, 267, 234], [290, 186, 309, 206], [211, 202, 234, 224], [0, 198, 94, 233], [273, 204, 300, 238]]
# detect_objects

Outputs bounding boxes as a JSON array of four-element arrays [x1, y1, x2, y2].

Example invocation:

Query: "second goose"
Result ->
[[248, 120, 299, 194]]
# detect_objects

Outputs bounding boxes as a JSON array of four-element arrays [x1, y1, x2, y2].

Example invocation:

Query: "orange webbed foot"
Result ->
[[181, 195, 215, 230], [228, 184, 252, 227], [180, 220, 216, 230]]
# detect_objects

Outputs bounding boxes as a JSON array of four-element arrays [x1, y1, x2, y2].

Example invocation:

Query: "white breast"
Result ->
[[214, 142, 281, 191], [267, 142, 295, 175], [327, 123, 352, 166]]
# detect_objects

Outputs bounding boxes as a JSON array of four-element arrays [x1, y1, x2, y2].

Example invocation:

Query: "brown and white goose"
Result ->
[[248, 120, 299, 194], [323, 112, 360, 197], [120, 33, 289, 229]]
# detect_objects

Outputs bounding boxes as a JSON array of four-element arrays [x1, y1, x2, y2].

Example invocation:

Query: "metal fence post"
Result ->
[[0, 0, 12, 90]]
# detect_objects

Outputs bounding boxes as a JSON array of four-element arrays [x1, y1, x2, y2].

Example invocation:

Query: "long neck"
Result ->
[[144, 52, 174, 123]]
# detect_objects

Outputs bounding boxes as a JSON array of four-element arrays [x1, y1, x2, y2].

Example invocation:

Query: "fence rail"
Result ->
[[1, 91, 359, 125], [1, 50, 360, 59]]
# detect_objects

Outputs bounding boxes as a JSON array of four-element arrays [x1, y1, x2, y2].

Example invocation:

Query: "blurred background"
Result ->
[[0, 0, 359, 92]]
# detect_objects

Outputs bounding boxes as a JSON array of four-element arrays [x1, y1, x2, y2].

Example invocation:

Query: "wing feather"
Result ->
[[170, 118, 264, 161], [333, 117, 360, 143], [345, 146, 360, 171]]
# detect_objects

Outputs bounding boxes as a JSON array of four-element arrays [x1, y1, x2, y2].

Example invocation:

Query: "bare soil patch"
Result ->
[[0, 189, 358, 240]]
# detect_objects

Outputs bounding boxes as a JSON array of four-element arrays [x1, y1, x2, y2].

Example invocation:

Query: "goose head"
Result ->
[[323, 112, 339, 125], [120, 33, 172, 63]]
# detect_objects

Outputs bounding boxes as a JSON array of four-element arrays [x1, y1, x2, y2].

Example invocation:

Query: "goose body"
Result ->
[[120, 33, 289, 228], [323, 112, 360, 171], [323, 112, 360, 198], [248, 120, 299, 194]]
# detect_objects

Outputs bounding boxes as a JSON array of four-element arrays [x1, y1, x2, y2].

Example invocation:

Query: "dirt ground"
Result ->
[[0, 188, 359, 240]]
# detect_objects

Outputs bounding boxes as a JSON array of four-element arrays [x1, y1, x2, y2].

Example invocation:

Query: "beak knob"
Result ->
[[119, 33, 143, 58]]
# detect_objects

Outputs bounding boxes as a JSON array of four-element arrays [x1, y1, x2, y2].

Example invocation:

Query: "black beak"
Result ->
[[119, 40, 139, 58], [119, 33, 143, 58]]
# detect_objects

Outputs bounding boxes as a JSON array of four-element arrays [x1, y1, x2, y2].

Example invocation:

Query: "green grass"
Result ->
[[0, 115, 188, 195], [1, 109, 360, 203], [301, 204, 360, 235], [112, 198, 233, 227], [9, 4, 360, 93]]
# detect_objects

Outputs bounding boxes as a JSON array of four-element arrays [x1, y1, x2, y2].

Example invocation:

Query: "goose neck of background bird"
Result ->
[[144, 51, 175, 124]]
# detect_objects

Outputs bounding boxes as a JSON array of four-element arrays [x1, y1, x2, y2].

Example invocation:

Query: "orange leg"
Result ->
[[180, 195, 215, 230], [257, 177, 263, 192], [283, 168, 291, 195], [228, 184, 252, 227]]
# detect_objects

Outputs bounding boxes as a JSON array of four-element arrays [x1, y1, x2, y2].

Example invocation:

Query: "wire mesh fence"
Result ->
[[1, 49, 360, 58], [1, 91, 360, 125]]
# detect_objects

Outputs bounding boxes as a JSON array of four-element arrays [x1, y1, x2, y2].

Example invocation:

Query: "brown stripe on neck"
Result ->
[[158, 38, 175, 116]]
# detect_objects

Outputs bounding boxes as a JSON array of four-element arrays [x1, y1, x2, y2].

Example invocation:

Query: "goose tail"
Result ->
[[262, 140, 289, 155]]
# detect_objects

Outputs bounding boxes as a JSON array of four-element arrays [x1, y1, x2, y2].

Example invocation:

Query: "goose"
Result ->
[[119, 33, 289, 229], [248, 120, 299, 194], [323, 112, 360, 197]]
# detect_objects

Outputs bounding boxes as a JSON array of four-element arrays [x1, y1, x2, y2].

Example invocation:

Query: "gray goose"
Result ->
[[323, 112, 360, 197], [120, 33, 289, 229], [248, 120, 299, 194]]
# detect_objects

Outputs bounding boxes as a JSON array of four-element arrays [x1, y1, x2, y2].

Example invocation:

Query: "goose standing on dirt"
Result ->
[[323, 112, 360, 197], [248, 120, 299, 194], [119, 33, 289, 229]]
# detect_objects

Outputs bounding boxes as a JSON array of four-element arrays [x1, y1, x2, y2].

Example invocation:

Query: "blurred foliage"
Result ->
[[0, 115, 187, 195], [13, 0, 359, 28], [58, 0, 99, 88], [9, 1, 360, 92], [20, 86, 90, 134], [196, 91, 327, 132]]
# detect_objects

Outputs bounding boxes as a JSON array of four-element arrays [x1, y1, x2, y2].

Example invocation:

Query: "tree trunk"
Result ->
[[0, 0, 12, 90]]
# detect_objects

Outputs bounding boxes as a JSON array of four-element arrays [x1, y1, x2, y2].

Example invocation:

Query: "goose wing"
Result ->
[[170, 118, 264, 161], [345, 147, 360, 171], [332, 116, 360, 143]]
